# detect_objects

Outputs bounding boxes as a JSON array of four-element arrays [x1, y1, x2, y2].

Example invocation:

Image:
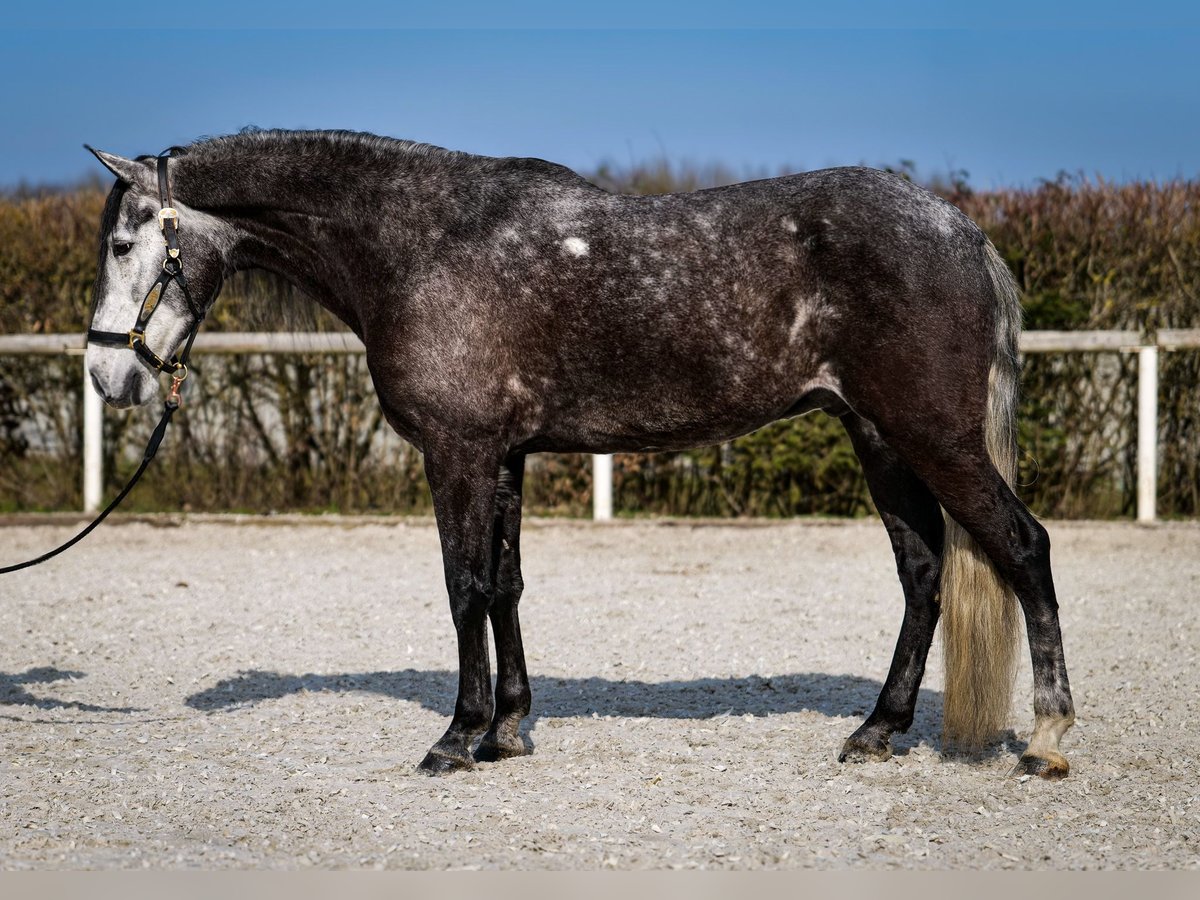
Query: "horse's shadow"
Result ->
[[0, 666, 141, 715], [4, 665, 1022, 758], [184, 668, 950, 755]]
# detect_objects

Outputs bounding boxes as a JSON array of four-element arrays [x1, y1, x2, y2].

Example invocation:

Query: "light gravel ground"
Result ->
[[0, 516, 1197, 870]]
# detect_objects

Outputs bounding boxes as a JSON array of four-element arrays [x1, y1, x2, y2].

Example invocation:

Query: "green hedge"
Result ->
[[2, 166, 1197, 518]]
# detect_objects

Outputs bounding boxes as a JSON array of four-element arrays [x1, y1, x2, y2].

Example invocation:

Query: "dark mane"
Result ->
[[197, 127, 466, 158], [183, 128, 475, 172], [97, 178, 128, 239], [178, 128, 588, 187], [91, 178, 129, 313]]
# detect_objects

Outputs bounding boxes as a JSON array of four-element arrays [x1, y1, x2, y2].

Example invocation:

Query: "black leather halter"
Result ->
[[87, 152, 205, 377]]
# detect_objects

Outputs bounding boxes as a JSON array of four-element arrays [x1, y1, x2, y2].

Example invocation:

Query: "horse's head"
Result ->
[[85, 148, 230, 408]]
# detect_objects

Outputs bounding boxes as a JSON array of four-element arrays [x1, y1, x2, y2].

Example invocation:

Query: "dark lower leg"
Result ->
[[421, 600, 494, 772], [477, 456, 532, 762], [999, 516, 1075, 778], [839, 416, 945, 762], [418, 441, 501, 774]]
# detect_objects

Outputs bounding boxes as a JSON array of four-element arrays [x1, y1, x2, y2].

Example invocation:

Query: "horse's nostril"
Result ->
[[88, 371, 118, 406]]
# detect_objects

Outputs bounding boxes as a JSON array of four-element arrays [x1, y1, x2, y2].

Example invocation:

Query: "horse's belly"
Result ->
[[530, 358, 837, 454]]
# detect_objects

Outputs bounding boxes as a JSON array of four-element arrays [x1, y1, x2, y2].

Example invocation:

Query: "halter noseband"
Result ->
[[87, 152, 205, 382]]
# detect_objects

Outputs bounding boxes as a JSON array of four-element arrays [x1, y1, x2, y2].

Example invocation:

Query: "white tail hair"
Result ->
[[939, 240, 1023, 749]]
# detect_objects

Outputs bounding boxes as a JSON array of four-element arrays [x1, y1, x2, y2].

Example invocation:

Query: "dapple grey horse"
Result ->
[[85, 130, 1074, 778]]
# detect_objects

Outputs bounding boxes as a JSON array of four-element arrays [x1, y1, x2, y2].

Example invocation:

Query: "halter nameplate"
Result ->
[[144, 282, 163, 315]]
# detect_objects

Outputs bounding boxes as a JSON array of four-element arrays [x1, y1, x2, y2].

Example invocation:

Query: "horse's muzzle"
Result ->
[[87, 358, 158, 409]]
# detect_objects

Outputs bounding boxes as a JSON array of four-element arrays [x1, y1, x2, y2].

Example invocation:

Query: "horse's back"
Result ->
[[389, 164, 1003, 453]]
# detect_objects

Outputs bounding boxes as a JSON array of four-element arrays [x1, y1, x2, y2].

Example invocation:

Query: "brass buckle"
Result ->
[[160, 208, 181, 258], [127, 329, 145, 349]]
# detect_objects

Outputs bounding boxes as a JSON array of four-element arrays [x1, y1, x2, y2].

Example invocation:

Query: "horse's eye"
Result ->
[[111, 241, 133, 258]]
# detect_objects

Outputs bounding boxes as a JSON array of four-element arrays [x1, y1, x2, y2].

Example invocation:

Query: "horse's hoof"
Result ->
[[838, 733, 893, 764], [1012, 751, 1070, 780], [417, 749, 474, 775], [474, 731, 528, 763]]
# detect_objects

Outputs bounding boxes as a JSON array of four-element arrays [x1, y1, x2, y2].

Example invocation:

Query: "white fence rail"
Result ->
[[3, 329, 1199, 521]]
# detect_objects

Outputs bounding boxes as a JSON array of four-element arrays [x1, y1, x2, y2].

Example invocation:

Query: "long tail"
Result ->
[[939, 239, 1024, 749]]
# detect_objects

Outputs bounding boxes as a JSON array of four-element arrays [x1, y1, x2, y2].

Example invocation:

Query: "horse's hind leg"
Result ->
[[838, 413, 945, 762], [475, 455, 533, 762], [882, 427, 1075, 778], [935, 462, 1074, 777]]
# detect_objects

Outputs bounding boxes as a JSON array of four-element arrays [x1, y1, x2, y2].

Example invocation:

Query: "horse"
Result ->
[[84, 129, 1074, 778]]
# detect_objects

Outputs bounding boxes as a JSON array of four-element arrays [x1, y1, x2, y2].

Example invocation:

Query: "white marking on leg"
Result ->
[[562, 236, 588, 257], [1025, 711, 1074, 763]]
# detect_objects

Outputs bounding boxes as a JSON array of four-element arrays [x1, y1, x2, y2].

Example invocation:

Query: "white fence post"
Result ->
[[592, 454, 613, 521], [82, 361, 102, 513], [1137, 345, 1158, 523]]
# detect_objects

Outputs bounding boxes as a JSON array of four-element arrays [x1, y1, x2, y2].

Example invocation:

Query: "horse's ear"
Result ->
[[85, 146, 155, 192]]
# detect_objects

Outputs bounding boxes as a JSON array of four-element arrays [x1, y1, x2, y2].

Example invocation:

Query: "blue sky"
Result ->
[[3, 2, 1198, 189]]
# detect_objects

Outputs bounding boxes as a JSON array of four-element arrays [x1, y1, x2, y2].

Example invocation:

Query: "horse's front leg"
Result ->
[[418, 437, 503, 774], [475, 454, 532, 762]]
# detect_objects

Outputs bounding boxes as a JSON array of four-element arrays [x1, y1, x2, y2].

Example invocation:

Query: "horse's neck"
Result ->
[[180, 143, 477, 327]]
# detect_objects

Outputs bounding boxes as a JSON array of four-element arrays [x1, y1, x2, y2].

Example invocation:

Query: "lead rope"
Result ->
[[0, 346, 196, 575], [1, 151, 205, 575]]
